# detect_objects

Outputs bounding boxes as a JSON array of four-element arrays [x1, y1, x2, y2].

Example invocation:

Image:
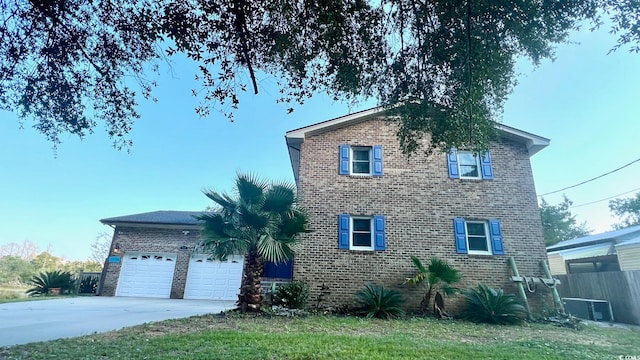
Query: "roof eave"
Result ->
[[100, 220, 203, 230]]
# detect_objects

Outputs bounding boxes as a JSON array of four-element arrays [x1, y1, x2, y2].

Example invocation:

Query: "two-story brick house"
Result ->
[[285, 107, 551, 312], [99, 107, 551, 314]]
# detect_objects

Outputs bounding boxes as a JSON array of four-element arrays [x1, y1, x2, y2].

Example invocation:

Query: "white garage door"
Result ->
[[116, 253, 177, 298], [184, 255, 244, 300]]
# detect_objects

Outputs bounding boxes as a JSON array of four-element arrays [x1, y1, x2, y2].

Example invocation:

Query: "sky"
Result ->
[[1, 24, 639, 261]]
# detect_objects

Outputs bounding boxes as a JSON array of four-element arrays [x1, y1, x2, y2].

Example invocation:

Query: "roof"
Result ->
[[547, 224, 640, 252], [548, 242, 615, 260], [616, 235, 640, 249], [284, 107, 550, 183], [100, 211, 207, 227]]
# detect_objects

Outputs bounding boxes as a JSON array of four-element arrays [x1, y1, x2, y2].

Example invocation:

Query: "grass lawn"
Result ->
[[0, 313, 638, 359]]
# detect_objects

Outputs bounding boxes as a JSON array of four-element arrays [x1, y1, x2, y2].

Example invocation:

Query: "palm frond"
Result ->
[[236, 173, 266, 206], [202, 190, 237, 212], [411, 256, 428, 273], [428, 257, 461, 284], [263, 183, 296, 213], [257, 234, 298, 264], [238, 204, 269, 231], [276, 208, 311, 238]]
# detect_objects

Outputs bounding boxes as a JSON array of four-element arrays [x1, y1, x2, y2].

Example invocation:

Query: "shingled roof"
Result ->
[[100, 210, 207, 227]]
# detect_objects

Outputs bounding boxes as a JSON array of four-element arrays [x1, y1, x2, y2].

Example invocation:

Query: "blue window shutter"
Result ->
[[453, 218, 468, 254], [339, 145, 350, 175], [338, 214, 350, 249], [489, 219, 505, 255], [372, 145, 384, 177], [373, 215, 386, 250], [480, 151, 494, 179], [448, 148, 460, 179]]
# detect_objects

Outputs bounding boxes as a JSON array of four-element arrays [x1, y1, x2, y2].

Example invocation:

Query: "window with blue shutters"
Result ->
[[448, 149, 494, 180], [338, 214, 387, 251], [453, 218, 505, 255], [339, 145, 384, 176]]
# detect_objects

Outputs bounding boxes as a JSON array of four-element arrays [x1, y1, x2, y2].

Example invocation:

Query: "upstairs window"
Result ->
[[458, 151, 481, 179], [447, 149, 494, 180], [339, 145, 383, 176], [352, 147, 372, 174]]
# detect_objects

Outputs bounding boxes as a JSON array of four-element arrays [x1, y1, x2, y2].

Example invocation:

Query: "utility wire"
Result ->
[[538, 156, 640, 197], [570, 186, 640, 209]]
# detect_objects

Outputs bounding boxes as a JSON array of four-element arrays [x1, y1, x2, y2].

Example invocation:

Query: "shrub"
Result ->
[[26, 270, 75, 296], [78, 276, 99, 294], [274, 281, 310, 309], [462, 284, 527, 325], [355, 283, 405, 319]]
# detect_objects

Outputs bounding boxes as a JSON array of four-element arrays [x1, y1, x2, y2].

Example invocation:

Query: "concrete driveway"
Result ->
[[0, 297, 235, 347]]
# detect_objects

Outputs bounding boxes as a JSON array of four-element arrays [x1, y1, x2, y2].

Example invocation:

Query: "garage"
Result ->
[[183, 255, 244, 300], [115, 253, 177, 298]]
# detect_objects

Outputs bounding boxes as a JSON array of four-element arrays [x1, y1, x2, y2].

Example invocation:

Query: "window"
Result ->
[[351, 147, 371, 174], [458, 151, 481, 179], [453, 218, 505, 255], [352, 217, 373, 248], [465, 221, 490, 254], [338, 214, 386, 251], [339, 145, 383, 176], [447, 149, 494, 180]]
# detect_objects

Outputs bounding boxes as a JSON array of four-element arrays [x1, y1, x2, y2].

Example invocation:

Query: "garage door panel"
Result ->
[[184, 255, 243, 300], [116, 253, 177, 298]]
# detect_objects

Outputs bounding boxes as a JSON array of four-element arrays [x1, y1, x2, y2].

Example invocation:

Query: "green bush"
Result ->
[[461, 284, 527, 325], [355, 283, 405, 319], [26, 270, 75, 296], [274, 281, 310, 309], [78, 276, 99, 294]]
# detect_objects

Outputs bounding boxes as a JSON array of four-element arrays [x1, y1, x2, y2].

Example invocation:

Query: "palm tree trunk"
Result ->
[[238, 248, 263, 312]]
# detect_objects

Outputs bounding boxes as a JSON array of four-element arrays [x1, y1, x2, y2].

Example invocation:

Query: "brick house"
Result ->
[[100, 107, 551, 314], [285, 107, 552, 312]]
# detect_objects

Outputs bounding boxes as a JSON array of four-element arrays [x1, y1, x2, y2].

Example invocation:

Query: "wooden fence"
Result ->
[[555, 270, 640, 325]]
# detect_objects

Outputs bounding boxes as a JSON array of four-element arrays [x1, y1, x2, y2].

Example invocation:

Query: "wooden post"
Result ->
[[509, 257, 532, 320], [75, 270, 84, 295], [540, 260, 565, 315]]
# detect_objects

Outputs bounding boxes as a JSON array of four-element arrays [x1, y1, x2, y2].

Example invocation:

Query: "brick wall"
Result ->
[[100, 226, 201, 298], [293, 118, 552, 314]]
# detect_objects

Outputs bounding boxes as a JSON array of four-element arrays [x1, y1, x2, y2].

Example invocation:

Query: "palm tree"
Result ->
[[405, 256, 461, 314], [197, 174, 310, 312]]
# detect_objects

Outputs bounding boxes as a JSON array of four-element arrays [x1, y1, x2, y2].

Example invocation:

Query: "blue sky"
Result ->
[[1, 25, 639, 261]]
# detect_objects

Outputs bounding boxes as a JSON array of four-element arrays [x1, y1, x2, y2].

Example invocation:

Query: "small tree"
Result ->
[[405, 256, 461, 314], [540, 196, 590, 246], [198, 173, 310, 312]]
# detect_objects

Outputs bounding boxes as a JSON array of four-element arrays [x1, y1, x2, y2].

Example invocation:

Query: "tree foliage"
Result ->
[[540, 196, 590, 246], [90, 231, 112, 264], [0, 256, 35, 285], [2, 1, 640, 152], [609, 192, 640, 229]]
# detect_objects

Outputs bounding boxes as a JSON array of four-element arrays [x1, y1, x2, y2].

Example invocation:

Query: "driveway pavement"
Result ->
[[0, 297, 235, 347]]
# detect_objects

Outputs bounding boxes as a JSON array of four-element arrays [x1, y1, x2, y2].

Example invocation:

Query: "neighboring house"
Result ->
[[99, 211, 290, 299], [100, 107, 552, 313], [547, 224, 640, 275], [285, 107, 551, 312]]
